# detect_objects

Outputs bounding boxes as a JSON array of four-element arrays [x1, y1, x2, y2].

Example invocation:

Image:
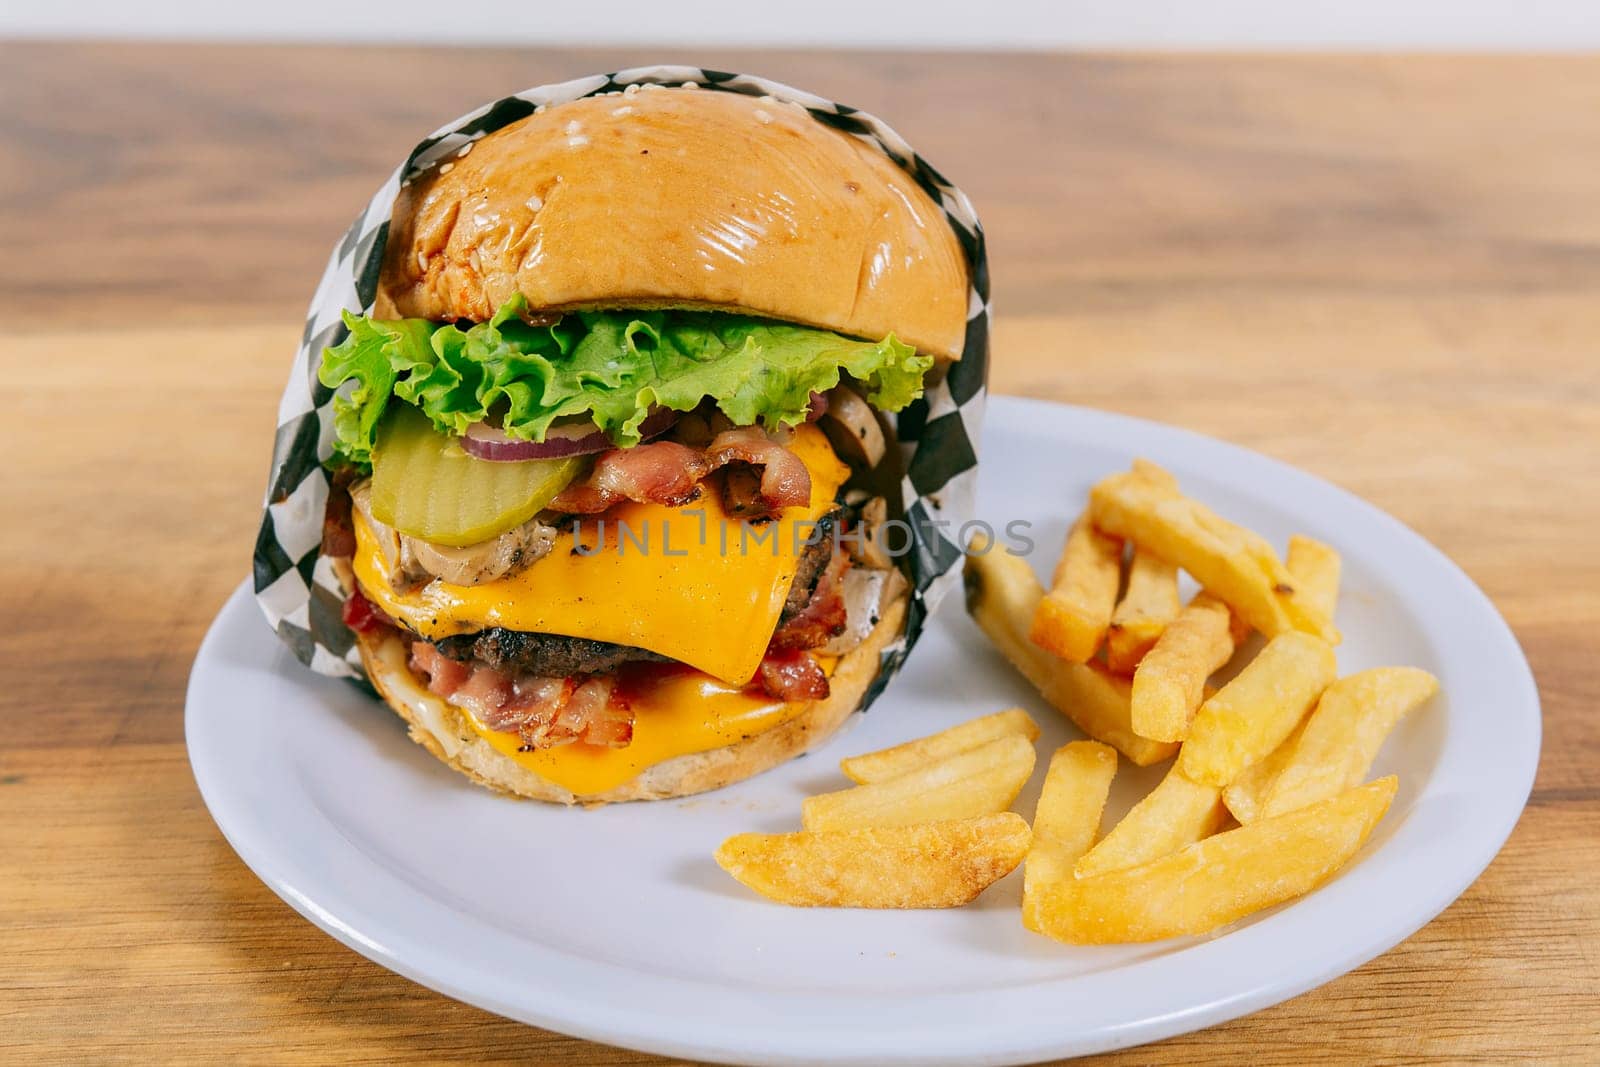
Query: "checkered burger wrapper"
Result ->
[[253, 66, 990, 717]]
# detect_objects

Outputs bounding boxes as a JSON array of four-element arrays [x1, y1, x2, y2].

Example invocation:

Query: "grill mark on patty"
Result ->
[[433, 507, 844, 677]]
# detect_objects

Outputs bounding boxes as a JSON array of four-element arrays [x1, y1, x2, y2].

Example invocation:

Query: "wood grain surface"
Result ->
[[3, 43, 1596, 1065]]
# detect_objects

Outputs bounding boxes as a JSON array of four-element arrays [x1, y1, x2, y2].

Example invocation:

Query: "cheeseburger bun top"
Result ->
[[377, 87, 968, 360]]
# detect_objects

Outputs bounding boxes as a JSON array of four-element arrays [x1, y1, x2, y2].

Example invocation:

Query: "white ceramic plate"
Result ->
[[188, 397, 1539, 1065]]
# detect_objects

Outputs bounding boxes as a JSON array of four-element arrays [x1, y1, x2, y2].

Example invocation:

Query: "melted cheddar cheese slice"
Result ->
[[353, 423, 850, 686]]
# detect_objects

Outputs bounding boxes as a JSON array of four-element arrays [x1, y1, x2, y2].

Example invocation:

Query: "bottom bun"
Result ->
[[356, 590, 908, 805]]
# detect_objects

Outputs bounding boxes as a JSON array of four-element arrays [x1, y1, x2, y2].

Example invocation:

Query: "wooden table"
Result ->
[[5, 43, 1596, 1064]]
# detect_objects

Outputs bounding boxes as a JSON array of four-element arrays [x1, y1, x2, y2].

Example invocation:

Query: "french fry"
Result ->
[[1028, 777, 1397, 943], [1089, 463, 1339, 644], [1074, 764, 1229, 878], [964, 537, 1179, 766], [1179, 631, 1337, 787], [1105, 549, 1181, 674], [1022, 741, 1118, 933], [1221, 718, 1307, 824], [716, 813, 1032, 909], [1029, 514, 1123, 662], [1287, 535, 1341, 623], [840, 708, 1041, 785], [801, 734, 1035, 831], [1257, 667, 1438, 820], [1129, 592, 1236, 742], [1131, 458, 1180, 491]]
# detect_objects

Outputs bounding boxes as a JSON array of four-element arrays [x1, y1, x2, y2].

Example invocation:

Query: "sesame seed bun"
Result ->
[[376, 88, 968, 362]]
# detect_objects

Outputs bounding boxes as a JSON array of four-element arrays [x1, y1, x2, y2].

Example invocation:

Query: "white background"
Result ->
[[5, 0, 1598, 48]]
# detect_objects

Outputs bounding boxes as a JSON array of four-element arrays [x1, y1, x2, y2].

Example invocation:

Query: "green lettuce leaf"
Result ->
[[317, 295, 933, 469]]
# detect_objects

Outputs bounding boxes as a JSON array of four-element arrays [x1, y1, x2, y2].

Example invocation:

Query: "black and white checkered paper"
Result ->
[[254, 67, 990, 711]]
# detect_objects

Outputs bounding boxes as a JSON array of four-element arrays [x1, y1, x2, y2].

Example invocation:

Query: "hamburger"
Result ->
[[315, 85, 969, 803]]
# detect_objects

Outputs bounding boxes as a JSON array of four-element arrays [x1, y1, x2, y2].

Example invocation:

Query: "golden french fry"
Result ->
[[1089, 463, 1339, 644], [1029, 777, 1397, 943], [964, 537, 1179, 766], [1105, 548, 1181, 674], [1221, 718, 1306, 824], [1074, 763, 1228, 878], [1022, 741, 1118, 932], [1221, 567, 1316, 814], [1029, 514, 1123, 663], [716, 814, 1032, 909], [1129, 592, 1236, 742], [1258, 667, 1438, 820], [1131, 458, 1180, 491], [801, 734, 1036, 831], [1287, 535, 1341, 624], [840, 708, 1041, 785], [1179, 632, 1338, 787]]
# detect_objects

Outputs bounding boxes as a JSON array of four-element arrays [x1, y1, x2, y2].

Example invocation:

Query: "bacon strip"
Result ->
[[549, 429, 811, 516], [704, 427, 812, 511], [410, 641, 470, 694], [485, 676, 571, 734], [408, 641, 634, 750], [756, 649, 831, 702], [769, 551, 850, 652], [544, 677, 631, 749], [550, 440, 710, 514]]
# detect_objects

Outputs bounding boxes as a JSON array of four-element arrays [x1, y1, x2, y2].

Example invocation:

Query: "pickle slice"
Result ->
[[369, 405, 583, 548]]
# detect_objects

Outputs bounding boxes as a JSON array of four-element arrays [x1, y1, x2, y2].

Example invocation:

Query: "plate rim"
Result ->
[[188, 395, 1541, 1065]]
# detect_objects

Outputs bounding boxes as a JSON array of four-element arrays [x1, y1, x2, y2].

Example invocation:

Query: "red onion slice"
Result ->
[[460, 409, 678, 461]]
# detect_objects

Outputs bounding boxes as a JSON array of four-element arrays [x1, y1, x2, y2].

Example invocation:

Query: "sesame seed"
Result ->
[[754, 109, 773, 124], [641, 82, 664, 92], [612, 105, 634, 117], [439, 162, 454, 174], [468, 249, 482, 273], [564, 120, 582, 135], [534, 104, 547, 114], [525, 194, 543, 211], [680, 81, 698, 89], [456, 142, 474, 157], [568, 135, 589, 148], [623, 83, 640, 96], [415, 251, 429, 271]]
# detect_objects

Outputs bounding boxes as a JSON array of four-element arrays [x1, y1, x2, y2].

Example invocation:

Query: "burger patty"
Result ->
[[432, 507, 844, 677], [780, 506, 844, 616], [433, 630, 672, 676]]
